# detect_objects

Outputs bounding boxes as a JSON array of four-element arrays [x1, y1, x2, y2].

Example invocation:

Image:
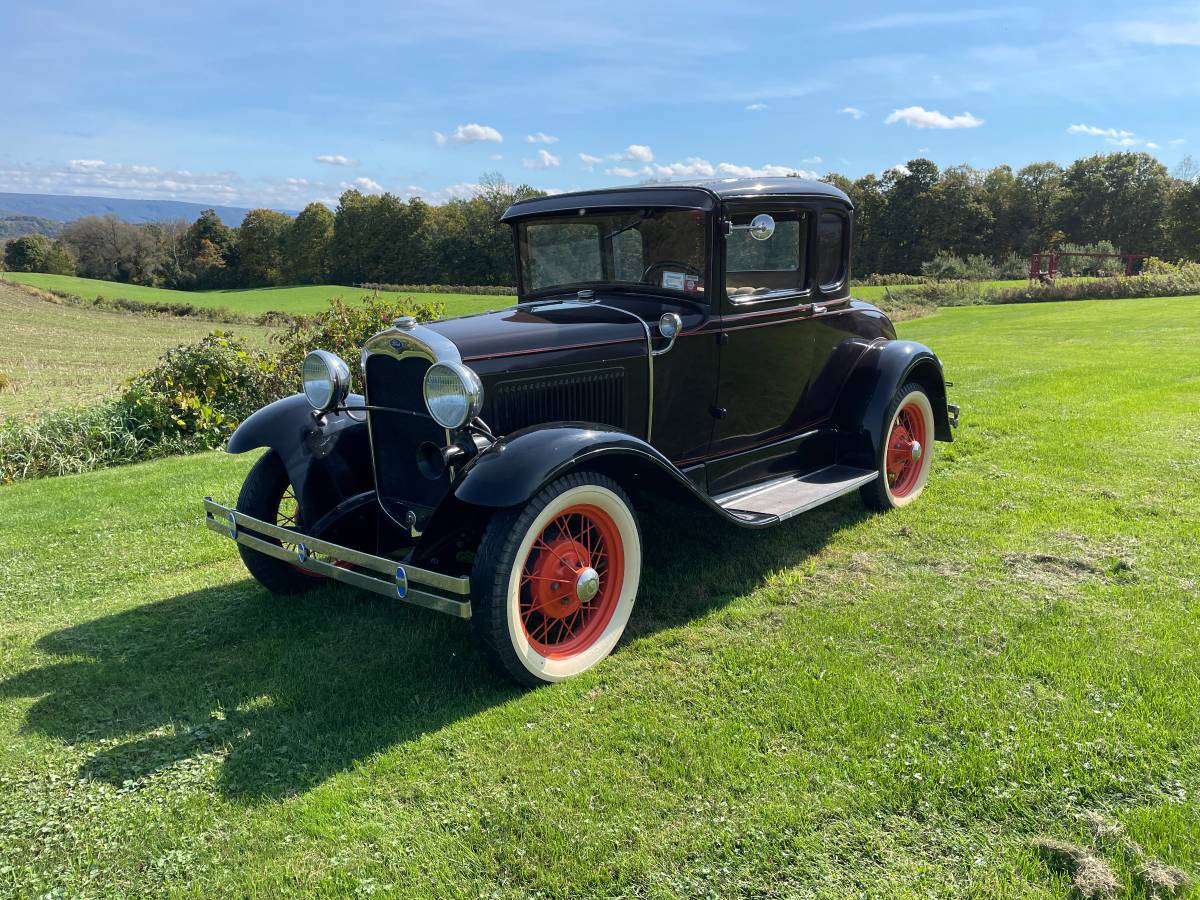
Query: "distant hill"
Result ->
[[0, 193, 296, 226], [0, 213, 61, 239]]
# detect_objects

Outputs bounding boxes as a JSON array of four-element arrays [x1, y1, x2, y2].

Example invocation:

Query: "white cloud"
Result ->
[[579, 152, 604, 167], [523, 149, 561, 169], [745, 103, 768, 111], [68, 159, 108, 170], [1146, 142, 1161, 149], [885, 106, 984, 129], [526, 132, 559, 144], [314, 154, 358, 167], [1107, 137, 1140, 146], [348, 176, 385, 193], [802, 155, 823, 164], [434, 123, 504, 145], [604, 157, 816, 181], [888, 164, 912, 176], [1170, 138, 1187, 145], [1116, 20, 1200, 46], [1068, 124, 1135, 138], [490, 154, 505, 160], [839, 107, 865, 120], [608, 144, 654, 162]]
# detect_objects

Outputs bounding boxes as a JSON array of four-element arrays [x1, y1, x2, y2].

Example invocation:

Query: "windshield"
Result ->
[[518, 208, 707, 298]]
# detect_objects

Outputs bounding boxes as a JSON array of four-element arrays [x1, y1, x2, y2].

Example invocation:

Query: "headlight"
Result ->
[[302, 350, 351, 412], [423, 361, 483, 429]]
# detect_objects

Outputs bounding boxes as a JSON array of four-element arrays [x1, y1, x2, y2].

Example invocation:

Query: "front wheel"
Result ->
[[235, 451, 327, 595], [861, 382, 937, 510], [471, 471, 642, 686]]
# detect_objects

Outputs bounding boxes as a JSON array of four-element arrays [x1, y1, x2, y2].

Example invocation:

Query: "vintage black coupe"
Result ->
[[204, 177, 958, 685]]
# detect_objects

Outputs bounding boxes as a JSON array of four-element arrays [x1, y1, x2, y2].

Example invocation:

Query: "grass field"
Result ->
[[1, 295, 1198, 896], [0, 281, 272, 420], [0, 272, 515, 318]]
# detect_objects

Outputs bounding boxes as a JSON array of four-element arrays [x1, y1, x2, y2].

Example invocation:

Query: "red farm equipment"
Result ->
[[1028, 250, 1149, 284]]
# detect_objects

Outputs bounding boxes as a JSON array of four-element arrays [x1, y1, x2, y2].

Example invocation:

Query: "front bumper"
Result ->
[[203, 498, 472, 618]]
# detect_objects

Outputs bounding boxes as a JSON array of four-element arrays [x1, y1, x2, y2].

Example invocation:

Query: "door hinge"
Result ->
[[716, 332, 730, 346], [709, 406, 728, 419]]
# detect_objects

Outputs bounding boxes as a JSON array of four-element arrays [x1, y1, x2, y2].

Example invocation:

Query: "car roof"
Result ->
[[500, 177, 851, 221]]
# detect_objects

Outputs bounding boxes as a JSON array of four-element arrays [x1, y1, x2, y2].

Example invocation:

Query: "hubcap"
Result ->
[[576, 567, 600, 603]]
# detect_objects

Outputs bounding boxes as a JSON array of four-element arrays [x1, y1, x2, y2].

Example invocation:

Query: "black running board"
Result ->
[[711, 465, 878, 525]]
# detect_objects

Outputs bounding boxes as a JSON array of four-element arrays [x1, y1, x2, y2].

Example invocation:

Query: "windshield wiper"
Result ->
[[603, 209, 655, 243]]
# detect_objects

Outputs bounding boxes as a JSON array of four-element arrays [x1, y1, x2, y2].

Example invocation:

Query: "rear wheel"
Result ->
[[235, 451, 327, 595], [861, 382, 936, 510], [471, 471, 642, 686]]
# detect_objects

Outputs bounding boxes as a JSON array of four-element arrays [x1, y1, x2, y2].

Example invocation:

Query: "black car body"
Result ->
[[205, 177, 957, 684]]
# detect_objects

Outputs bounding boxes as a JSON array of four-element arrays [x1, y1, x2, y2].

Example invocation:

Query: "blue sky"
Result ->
[[2, 0, 1197, 209]]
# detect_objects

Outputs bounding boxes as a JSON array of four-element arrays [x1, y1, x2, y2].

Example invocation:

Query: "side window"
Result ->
[[817, 211, 847, 289], [725, 210, 807, 300]]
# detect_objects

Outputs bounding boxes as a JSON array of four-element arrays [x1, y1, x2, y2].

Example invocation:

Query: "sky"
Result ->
[[2, 0, 1198, 210]]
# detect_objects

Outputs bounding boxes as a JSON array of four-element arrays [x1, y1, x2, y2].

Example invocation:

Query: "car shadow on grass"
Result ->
[[0, 496, 871, 803]]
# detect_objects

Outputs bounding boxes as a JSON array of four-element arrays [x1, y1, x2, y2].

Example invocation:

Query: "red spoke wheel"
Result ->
[[472, 472, 641, 686], [519, 504, 625, 659], [861, 382, 936, 510]]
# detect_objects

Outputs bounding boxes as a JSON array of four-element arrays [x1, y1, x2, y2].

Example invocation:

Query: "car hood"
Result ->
[[428, 300, 649, 363]]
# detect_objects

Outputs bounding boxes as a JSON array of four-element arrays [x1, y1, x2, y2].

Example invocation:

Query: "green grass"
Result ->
[[0, 272, 515, 318], [1, 295, 1198, 896], [0, 281, 272, 419]]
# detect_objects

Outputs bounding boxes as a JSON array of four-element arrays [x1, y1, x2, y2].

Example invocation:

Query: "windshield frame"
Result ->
[[512, 206, 714, 305]]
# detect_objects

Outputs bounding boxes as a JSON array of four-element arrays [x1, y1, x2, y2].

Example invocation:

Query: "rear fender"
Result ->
[[226, 393, 374, 530], [831, 340, 952, 471]]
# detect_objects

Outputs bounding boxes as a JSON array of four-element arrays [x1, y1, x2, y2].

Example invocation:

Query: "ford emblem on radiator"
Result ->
[[390, 338, 405, 350]]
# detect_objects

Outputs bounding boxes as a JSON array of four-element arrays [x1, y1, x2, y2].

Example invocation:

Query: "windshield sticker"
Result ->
[[683, 274, 701, 293], [661, 271, 686, 290]]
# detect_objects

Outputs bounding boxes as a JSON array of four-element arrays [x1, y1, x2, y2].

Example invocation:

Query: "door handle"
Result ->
[[812, 304, 828, 314]]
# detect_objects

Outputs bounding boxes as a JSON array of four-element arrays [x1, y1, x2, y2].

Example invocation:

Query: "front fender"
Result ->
[[832, 340, 952, 471], [453, 424, 702, 509], [226, 393, 373, 528]]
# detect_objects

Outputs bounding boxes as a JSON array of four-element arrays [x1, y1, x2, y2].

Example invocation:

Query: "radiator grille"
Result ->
[[364, 353, 448, 513], [484, 369, 626, 434]]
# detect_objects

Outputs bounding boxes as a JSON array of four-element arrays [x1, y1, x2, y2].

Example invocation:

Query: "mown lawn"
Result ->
[[0, 281, 272, 419], [0, 296, 1197, 897], [0, 272, 515, 318]]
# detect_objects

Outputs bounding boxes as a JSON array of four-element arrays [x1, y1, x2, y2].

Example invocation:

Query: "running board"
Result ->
[[712, 465, 878, 524]]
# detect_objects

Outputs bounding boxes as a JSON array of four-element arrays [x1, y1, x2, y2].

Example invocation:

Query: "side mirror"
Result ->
[[748, 213, 775, 241], [724, 213, 776, 241]]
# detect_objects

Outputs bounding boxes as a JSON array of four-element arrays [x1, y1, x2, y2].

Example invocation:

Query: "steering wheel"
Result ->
[[642, 260, 701, 285]]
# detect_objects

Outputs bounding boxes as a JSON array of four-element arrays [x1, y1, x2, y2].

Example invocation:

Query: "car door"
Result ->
[[707, 203, 822, 492]]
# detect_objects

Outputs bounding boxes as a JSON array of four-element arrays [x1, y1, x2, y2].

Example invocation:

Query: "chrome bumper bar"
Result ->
[[203, 498, 472, 618]]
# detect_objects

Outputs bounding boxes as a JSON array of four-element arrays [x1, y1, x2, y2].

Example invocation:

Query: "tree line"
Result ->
[[4, 152, 1199, 286]]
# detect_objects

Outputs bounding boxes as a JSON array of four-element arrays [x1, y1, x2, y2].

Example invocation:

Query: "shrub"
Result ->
[[272, 294, 445, 376], [850, 273, 931, 287], [359, 282, 514, 296], [0, 333, 282, 483], [0, 403, 155, 483], [123, 332, 285, 448], [0, 295, 448, 482]]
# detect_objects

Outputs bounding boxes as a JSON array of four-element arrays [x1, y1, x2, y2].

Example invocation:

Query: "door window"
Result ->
[[725, 211, 807, 300]]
